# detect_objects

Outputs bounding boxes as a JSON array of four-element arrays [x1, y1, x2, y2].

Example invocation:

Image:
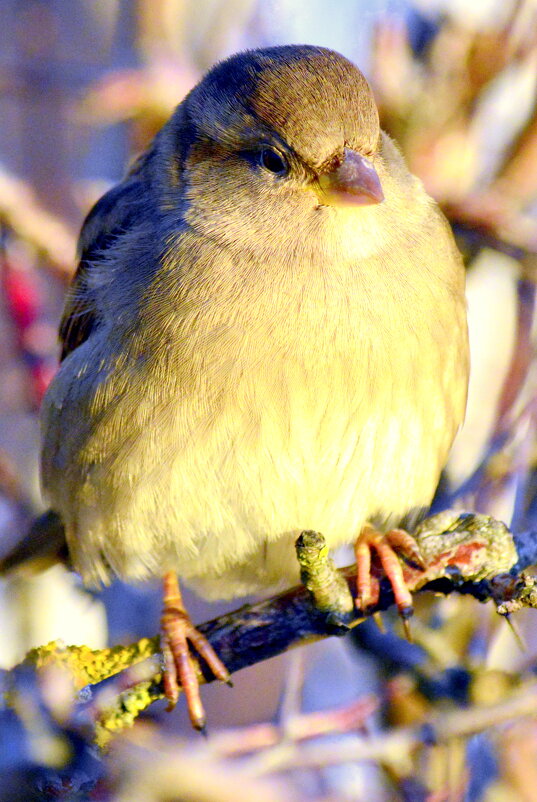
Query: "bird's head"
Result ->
[[156, 45, 418, 264]]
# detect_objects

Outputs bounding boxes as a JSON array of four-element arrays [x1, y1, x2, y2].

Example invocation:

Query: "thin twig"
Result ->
[[243, 685, 537, 776]]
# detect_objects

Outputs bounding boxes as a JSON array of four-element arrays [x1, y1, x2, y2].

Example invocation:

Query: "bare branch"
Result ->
[[10, 509, 537, 747]]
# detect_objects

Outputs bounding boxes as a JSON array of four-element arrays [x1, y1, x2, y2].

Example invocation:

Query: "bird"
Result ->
[[21, 45, 470, 729]]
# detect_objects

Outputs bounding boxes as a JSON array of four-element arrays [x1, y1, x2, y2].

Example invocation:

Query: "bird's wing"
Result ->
[[59, 148, 155, 360]]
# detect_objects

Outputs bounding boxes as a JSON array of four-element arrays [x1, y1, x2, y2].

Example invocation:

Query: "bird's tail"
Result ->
[[0, 510, 68, 575]]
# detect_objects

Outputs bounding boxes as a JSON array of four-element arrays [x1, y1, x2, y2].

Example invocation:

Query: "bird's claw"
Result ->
[[160, 572, 230, 730], [355, 525, 423, 619]]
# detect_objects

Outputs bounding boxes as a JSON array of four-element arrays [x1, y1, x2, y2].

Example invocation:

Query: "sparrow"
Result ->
[[35, 45, 468, 729]]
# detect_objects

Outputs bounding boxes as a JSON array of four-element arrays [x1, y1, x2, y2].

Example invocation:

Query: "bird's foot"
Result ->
[[354, 525, 425, 621], [160, 571, 231, 731]]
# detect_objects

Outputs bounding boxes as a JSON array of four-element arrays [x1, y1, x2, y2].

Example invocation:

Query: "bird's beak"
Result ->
[[316, 148, 384, 207]]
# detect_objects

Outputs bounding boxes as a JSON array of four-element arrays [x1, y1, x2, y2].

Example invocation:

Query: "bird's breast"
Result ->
[[50, 246, 467, 593]]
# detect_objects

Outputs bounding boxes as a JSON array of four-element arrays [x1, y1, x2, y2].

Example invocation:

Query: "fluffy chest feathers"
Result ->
[[42, 210, 467, 595]]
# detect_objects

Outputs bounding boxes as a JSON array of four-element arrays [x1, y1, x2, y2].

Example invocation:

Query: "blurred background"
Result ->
[[0, 0, 536, 799]]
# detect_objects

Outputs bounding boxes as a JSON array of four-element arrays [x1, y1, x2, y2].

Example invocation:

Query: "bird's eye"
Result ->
[[258, 147, 289, 176]]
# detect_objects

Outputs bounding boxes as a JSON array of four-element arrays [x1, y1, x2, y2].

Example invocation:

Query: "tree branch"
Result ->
[[11, 510, 537, 747]]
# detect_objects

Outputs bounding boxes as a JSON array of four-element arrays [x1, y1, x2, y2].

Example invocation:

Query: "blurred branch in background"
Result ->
[[0, 169, 76, 281], [373, 0, 537, 253]]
